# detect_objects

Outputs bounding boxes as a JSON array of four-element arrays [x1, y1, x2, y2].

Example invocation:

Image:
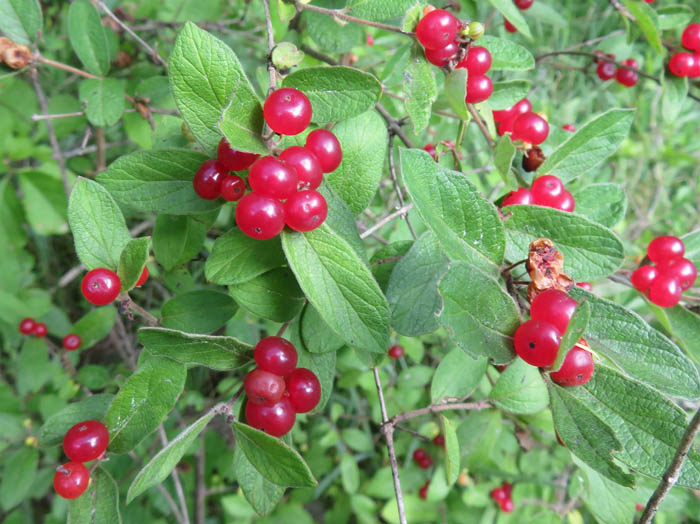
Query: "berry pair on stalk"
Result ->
[[668, 24, 700, 78], [490, 482, 514, 513], [244, 337, 321, 437], [18, 317, 48, 338], [54, 420, 109, 499], [493, 98, 549, 146], [631, 236, 697, 308], [502, 174, 575, 213], [594, 52, 638, 87]]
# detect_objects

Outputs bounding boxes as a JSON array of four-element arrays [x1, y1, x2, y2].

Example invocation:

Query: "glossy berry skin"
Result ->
[[503, 483, 513, 497], [263, 88, 312, 135], [495, 99, 532, 123], [513, 113, 549, 145], [248, 156, 298, 200], [305, 129, 342, 173], [514, 0, 533, 9], [216, 138, 259, 171], [419, 481, 429, 500], [631, 265, 658, 291], [254, 336, 298, 376], [286, 368, 321, 413], [245, 397, 296, 437], [220, 175, 246, 202], [596, 61, 616, 81], [62, 334, 82, 351], [279, 146, 323, 190], [500, 499, 514, 513], [423, 143, 437, 160], [659, 258, 697, 291], [54, 462, 90, 500], [491, 487, 507, 502], [458, 46, 492, 75], [669, 52, 696, 77], [502, 187, 533, 207], [235, 193, 285, 240], [563, 124, 576, 132], [19, 318, 36, 335], [550, 343, 594, 386], [413, 449, 427, 462], [689, 55, 700, 78], [649, 274, 682, 308], [530, 289, 578, 333], [433, 434, 445, 447], [682, 23, 700, 52], [576, 282, 593, 291], [552, 189, 575, 212], [418, 456, 433, 469], [531, 175, 563, 206], [63, 420, 109, 462], [425, 41, 458, 67], [416, 9, 458, 50], [647, 235, 684, 263], [81, 268, 121, 306], [616, 60, 638, 87], [504, 19, 517, 33], [33, 322, 48, 337], [244, 368, 285, 406], [465, 75, 493, 104], [135, 266, 149, 287], [284, 190, 328, 232], [513, 319, 561, 367], [193, 160, 225, 200], [388, 345, 404, 359]]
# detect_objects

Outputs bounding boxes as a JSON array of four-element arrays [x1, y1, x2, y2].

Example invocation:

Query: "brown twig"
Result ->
[[129, 450, 186, 524], [195, 436, 206, 524], [294, 2, 414, 36], [31, 107, 179, 121], [376, 103, 415, 149], [120, 293, 160, 326], [467, 103, 495, 147], [158, 426, 190, 524], [95, 127, 106, 172], [359, 204, 414, 239], [386, 133, 417, 239], [389, 400, 492, 426], [34, 54, 100, 79]]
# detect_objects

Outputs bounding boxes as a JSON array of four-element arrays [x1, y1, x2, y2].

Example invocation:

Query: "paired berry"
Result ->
[[413, 449, 433, 469], [419, 481, 430, 500], [596, 61, 616, 81], [415, 9, 458, 50], [284, 190, 328, 233], [217, 138, 259, 171], [192, 159, 226, 200], [459, 46, 492, 76], [245, 397, 296, 437], [681, 23, 700, 52], [423, 143, 437, 160], [135, 266, 149, 287], [493, 98, 531, 124], [220, 175, 246, 202], [388, 345, 404, 359], [616, 59, 638, 87], [529, 289, 578, 333], [81, 268, 121, 306], [254, 336, 298, 376], [425, 41, 459, 67], [513, 319, 561, 367], [501, 175, 575, 213], [562, 124, 576, 132], [63, 420, 109, 462], [669, 52, 698, 78], [305, 129, 342, 173], [550, 341, 594, 387], [235, 193, 285, 240], [33, 322, 48, 337], [279, 146, 323, 190], [263, 88, 312, 136], [512, 112, 549, 145], [286, 368, 322, 413], [248, 156, 298, 200], [54, 462, 90, 499], [490, 482, 515, 512], [244, 368, 286, 406], [18, 317, 36, 335], [502, 187, 534, 207], [62, 334, 82, 351], [465, 74, 493, 104]]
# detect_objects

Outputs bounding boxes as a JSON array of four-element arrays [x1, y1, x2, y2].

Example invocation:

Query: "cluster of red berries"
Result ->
[[668, 24, 700, 78], [53, 420, 109, 499], [594, 52, 639, 87], [413, 448, 434, 470], [388, 344, 404, 359], [494, 98, 550, 146], [631, 236, 697, 308], [18, 317, 48, 338], [80, 266, 148, 306], [513, 288, 595, 387], [243, 337, 321, 437], [490, 482, 514, 513], [502, 174, 575, 213]]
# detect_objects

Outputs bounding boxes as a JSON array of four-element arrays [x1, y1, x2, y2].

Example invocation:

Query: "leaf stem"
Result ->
[[34, 54, 101, 79]]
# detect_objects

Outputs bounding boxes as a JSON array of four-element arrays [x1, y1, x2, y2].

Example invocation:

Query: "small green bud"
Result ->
[[468, 22, 485, 40]]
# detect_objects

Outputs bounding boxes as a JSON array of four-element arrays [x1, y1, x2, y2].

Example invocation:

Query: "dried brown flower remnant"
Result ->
[[527, 238, 573, 302], [0, 37, 13, 59], [522, 146, 545, 172], [3, 43, 32, 69]]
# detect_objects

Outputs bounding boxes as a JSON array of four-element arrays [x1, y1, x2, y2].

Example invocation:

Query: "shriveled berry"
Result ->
[[513, 112, 549, 145], [245, 397, 296, 437], [193, 159, 225, 200], [33, 323, 48, 337], [457, 46, 492, 75], [649, 274, 682, 308], [305, 129, 342, 173], [63, 420, 109, 462], [513, 319, 561, 367], [531, 175, 564, 207], [244, 368, 286, 406], [254, 336, 298, 376], [284, 190, 328, 232], [522, 146, 546, 172], [669, 52, 696, 77], [19, 318, 36, 335], [216, 138, 259, 171], [263, 88, 312, 135], [279, 146, 323, 190], [388, 345, 404, 359], [596, 61, 616, 81], [550, 343, 594, 386], [502, 187, 534, 207], [81, 268, 121, 306], [286, 368, 321, 413], [416, 9, 458, 50], [647, 236, 684, 263], [235, 193, 285, 240], [682, 23, 700, 52], [425, 41, 459, 67], [530, 289, 578, 333], [54, 462, 90, 500], [62, 334, 82, 351], [465, 74, 493, 104], [631, 265, 659, 291], [658, 258, 697, 291], [248, 156, 298, 200], [220, 175, 246, 202]]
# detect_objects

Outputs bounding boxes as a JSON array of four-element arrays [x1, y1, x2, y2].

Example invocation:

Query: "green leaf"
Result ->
[[282, 66, 382, 124], [105, 357, 187, 453], [438, 261, 520, 363], [653, 306, 700, 365], [327, 111, 387, 216], [371, 241, 413, 291], [493, 134, 516, 183], [153, 215, 207, 271], [127, 410, 214, 503], [67, 467, 121, 524], [552, 300, 590, 372], [233, 445, 285, 516], [401, 149, 505, 270], [96, 149, 222, 215], [117, 237, 149, 291], [490, 358, 548, 414], [0, 447, 37, 511], [504, 206, 624, 281], [486, 0, 532, 38], [661, 71, 688, 124], [341, 454, 360, 493], [205, 228, 285, 286], [229, 267, 305, 323], [548, 384, 634, 486], [575, 460, 637, 524], [525, 2, 568, 27], [68, 0, 110, 75], [299, 304, 344, 354], [621, 0, 664, 54], [161, 290, 238, 333], [431, 350, 488, 404], [657, 5, 694, 30], [170, 22, 265, 154], [682, 229, 700, 269], [346, 0, 417, 21], [536, 109, 635, 182], [403, 47, 437, 134], [386, 231, 449, 336], [78, 78, 125, 127], [489, 80, 531, 110], [17, 337, 49, 395], [0, 0, 42, 44], [281, 223, 390, 354], [232, 421, 317, 487], [572, 183, 627, 228], [480, 36, 535, 71], [340, 428, 373, 453], [71, 307, 117, 350], [302, 3, 362, 54], [317, 182, 367, 262], [17, 171, 69, 235], [441, 415, 460, 486], [397, 365, 434, 388], [68, 177, 131, 271], [444, 68, 469, 120], [570, 287, 700, 399], [138, 326, 252, 371], [38, 394, 113, 447]]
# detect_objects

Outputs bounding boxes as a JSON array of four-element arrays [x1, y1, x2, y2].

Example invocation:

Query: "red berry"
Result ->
[[413, 449, 427, 462], [366, 33, 374, 46], [636, 503, 644, 511], [562, 124, 576, 132], [416, 9, 458, 50], [419, 481, 429, 500], [530, 289, 578, 334], [263, 88, 312, 136], [245, 397, 296, 437], [682, 23, 700, 52], [135, 266, 149, 287], [513, 319, 561, 367], [220, 175, 246, 202], [244, 368, 286, 406], [235, 193, 285, 240], [513, 113, 549, 145], [616, 60, 638, 87], [388, 345, 404, 359], [552, 189, 575, 212], [19, 318, 36, 335], [658, 258, 697, 291], [423, 143, 437, 160], [458, 46, 492, 75], [425, 41, 459, 67], [500, 498, 514, 513], [576, 282, 593, 291], [216, 138, 259, 171], [531, 175, 564, 206], [502, 187, 534, 207], [54, 462, 90, 500], [193, 160, 225, 200], [669, 52, 696, 77], [497, 115, 516, 136], [465, 75, 493, 104], [496, 364, 508, 372], [63, 420, 109, 462], [32, 322, 48, 337], [550, 342, 594, 386], [286, 368, 321, 413], [647, 236, 684, 263], [81, 268, 121, 306], [689, 54, 700, 77], [504, 19, 517, 33], [279, 146, 323, 190], [62, 334, 82, 351], [631, 265, 659, 291], [491, 487, 507, 502], [418, 455, 433, 469], [254, 336, 298, 376], [305, 129, 342, 173], [248, 156, 298, 200], [514, 0, 533, 9], [649, 274, 682, 308], [502, 482, 513, 497], [433, 434, 445, 447], [596, 61, 616, 81], [284, 190, 328, 232]]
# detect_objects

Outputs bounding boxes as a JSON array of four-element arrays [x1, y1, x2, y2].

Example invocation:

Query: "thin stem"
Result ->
[[360, 204, 414, 239], [31, 107, 179, 121], [35, 55, 101, 79], [387, 133, 417, 239], [95, 127, 106, 172], [120, 293, 160, 326], [261, 0, 277, 93], [376, 103, 415, 149], [158, 426, 191, 524], [294, 2, 414, 36], [129, 451, 185, 524], [390, 400, 491, 426], [467, 103, 495, 147], [276, 320, 291, 337], [195, 436, 206, 524]]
